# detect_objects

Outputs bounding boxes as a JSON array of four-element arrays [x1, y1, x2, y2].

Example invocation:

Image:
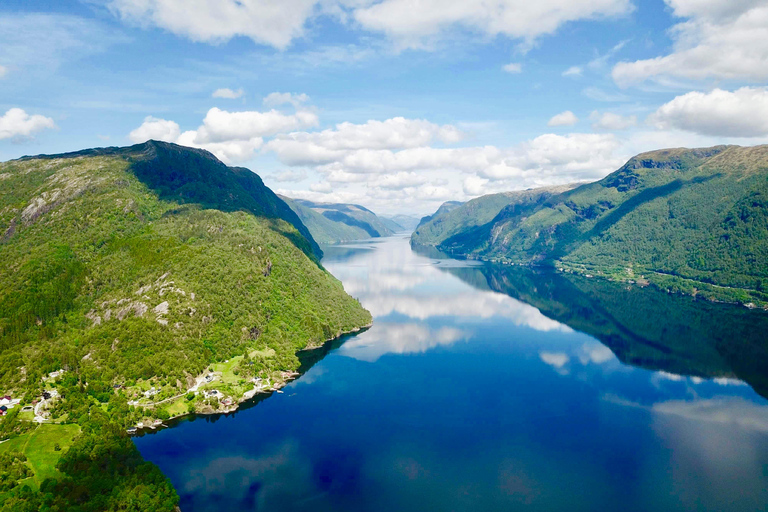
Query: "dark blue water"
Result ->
[[135, 235, 768, 512]]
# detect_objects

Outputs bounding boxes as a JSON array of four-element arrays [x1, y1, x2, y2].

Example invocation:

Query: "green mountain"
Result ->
[[412, 145, 768, 305], [0, 141, 371, 510], [411, 185, 577, 248], [415, 200, 463, 229], [443, 263, 768, 399], [280, 196, 398, 243]]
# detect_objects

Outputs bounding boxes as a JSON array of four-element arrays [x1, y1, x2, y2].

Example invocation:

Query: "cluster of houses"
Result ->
[[42, 369, 66, 382], [143, 387, 159, 398], [0, 395, 21, 416]]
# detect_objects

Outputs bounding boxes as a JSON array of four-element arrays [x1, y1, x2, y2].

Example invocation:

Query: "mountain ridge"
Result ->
[[411, 144, 768, 306], [280, 195, 399, 243], [0, 140, 371, 509]]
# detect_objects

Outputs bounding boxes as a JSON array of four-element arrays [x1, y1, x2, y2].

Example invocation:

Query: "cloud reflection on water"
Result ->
[[338, 323, 468, 362], [324, 237, 570, 362]]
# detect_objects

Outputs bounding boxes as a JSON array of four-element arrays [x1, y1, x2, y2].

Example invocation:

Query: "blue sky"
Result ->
[[1, 0, 768, 214]]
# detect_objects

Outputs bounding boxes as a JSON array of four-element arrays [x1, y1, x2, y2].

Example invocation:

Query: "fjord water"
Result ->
[[135, 235, 768, 512]]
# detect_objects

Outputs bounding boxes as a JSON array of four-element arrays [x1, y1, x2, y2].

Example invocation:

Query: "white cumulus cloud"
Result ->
[[128, 116, 180, 143], [540, 351, 569, 368], [547, 110, 579, 127], [590, 111, 637, 131], [0, 108, 56, 141], [649, 87, 768, 137], [372, 172, 429, 190], [613, 0, 768, 86], [266, 117, 465, 166], [502, 62, 522, 73], [190, 107, 318, 143], [353, 0, 633, 50], [562, 66, 583, 77], [212, 88, 244, 99], [309, 181, 332, 193], [463, 175, 489, 196], [271, 169, 308, 182], [104, 0, 634, 53], [263, 92, 310, 107], [128, 105, 317, 163], [478, 133, 622, 183], [106, 0, 318, 49]]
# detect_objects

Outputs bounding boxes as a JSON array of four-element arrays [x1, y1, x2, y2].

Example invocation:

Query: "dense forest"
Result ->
[[0, 141, 371, 509], [411, 185, 577, 247], [412, 145, 768, 306]]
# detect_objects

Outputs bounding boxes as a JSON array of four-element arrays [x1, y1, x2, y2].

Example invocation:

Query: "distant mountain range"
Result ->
[[280, 196, 402, 243], [384, 214, 421, 231], [412, 145, 768, 306]]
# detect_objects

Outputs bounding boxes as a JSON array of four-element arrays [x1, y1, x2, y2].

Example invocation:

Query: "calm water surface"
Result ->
[[135, 235, 768, 511]]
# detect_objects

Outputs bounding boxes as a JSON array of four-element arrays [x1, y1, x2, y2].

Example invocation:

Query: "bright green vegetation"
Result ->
[[281, 196, 400, 243], [0, 424, 81, 488], [0, 140, 371, 509], [413, 145, 768, 305], [411, 186, 576, 247], [0, 451, 32, 494], [0, 380, 179, 511], [445, 263, 768, 399]]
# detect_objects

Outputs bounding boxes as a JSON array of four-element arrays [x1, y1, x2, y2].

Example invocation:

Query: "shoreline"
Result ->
[[129, 322, 372, 436], [410, 241, 768, 309]]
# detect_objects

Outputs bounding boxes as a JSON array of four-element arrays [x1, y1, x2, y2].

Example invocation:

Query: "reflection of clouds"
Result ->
[[652, 372, 748, 387], [712, 378, 747, 387], [180, 441, 325, 511], [339, 323, 468, 362], [324, 236, 570, 334], [366, 293, 570, 332], [577, 343, 614, 365], [539, 352, 569, 369], [541, 343, 616, 377], [291, 366, 327, 386], [649, 397, 768, 511], [341, 271, 428, 295], [605, 394, 768, 509], [653, 398, 768, 433], [654, 371, 685, 383]]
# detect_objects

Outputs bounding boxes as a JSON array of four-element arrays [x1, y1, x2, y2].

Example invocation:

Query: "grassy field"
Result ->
[[0, 424, 81, 488]]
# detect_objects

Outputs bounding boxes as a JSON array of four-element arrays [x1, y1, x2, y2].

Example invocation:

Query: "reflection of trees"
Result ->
[[444, 264, 768, 399]]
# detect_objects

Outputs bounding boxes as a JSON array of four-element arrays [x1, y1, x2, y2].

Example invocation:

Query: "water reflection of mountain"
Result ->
[[444, 264, 768, 399]]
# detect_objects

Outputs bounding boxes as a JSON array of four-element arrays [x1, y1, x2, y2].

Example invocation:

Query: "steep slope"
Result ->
[[279, 195, 372, 244], [281, 197, 397, 243], [418, 145, 768, 304], [411, 185, 577, 248], [0, 139, 371, 389], [0, 141, 371, 508], [415, 200, 463, 229]]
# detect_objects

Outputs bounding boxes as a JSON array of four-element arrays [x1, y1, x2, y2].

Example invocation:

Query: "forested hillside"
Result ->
[[411, 185, 577, 248], [415, 200, 463, 229], [0, 141, 371, 510], [281, 196, 399, 243], [412, 145, 768, 305]]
